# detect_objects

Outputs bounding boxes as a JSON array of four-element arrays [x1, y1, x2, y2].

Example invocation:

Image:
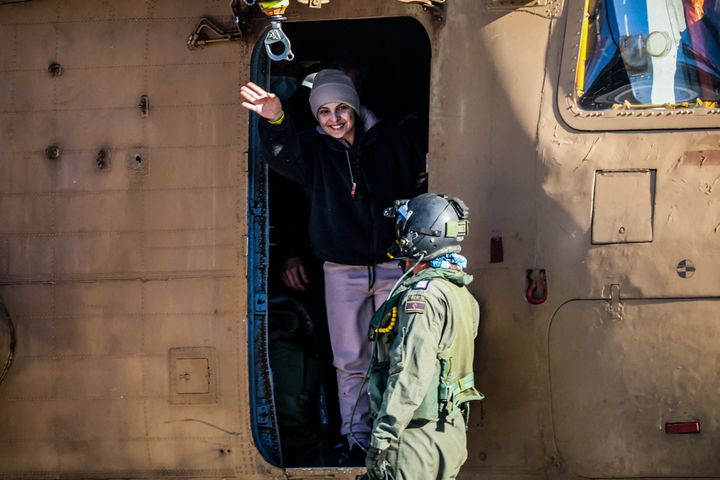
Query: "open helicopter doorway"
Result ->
[[247, 17, 432, 468]]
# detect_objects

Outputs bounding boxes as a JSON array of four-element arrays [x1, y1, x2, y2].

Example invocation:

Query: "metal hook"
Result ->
[[526, 269, 548, 305], [264, 17, 294, 62]]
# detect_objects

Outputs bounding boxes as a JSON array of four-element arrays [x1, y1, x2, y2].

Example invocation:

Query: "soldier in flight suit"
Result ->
[[365, 193, 483, 480]]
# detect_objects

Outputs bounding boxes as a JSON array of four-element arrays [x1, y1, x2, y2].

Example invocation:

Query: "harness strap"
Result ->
[[439, 373, 479, 417], [454, 373, 475, 394], [440, 373, 475, 401]]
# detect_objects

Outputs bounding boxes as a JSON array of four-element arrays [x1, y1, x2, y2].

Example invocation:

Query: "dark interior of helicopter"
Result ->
[[259, 16, 431, 467]]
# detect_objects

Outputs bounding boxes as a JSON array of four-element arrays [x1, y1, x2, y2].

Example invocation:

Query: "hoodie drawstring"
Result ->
[[345, 151, 357, 198]]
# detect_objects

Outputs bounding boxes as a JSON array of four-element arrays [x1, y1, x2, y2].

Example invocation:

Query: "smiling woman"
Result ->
[[316, 102, 356, 144]]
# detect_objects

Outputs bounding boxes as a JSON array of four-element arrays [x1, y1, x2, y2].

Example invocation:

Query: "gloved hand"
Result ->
[[365, 446, 389, 480]]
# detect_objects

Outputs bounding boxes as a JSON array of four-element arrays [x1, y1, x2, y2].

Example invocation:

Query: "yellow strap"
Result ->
[[259, 0, 289, 16], [267, 110, 285, 125], [452, 373, 475, 394], [259, 0, 289, 8]]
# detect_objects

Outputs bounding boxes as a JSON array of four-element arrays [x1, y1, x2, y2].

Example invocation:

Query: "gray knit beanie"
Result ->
[[308, 69, 360, 118]]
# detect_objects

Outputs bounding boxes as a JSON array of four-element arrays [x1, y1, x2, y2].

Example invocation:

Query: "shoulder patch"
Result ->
[[413, 279, 432, 290], [404, 298, 427, 314]]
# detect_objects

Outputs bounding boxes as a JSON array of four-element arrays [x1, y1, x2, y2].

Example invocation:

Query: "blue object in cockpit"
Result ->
[[580, 0, 720, 107]]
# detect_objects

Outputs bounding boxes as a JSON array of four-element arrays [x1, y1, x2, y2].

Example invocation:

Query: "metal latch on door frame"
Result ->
[[259, 1, 294, 62]]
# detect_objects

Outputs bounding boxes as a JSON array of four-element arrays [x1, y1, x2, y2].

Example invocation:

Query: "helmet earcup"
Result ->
[[397, 193, 469, 260]]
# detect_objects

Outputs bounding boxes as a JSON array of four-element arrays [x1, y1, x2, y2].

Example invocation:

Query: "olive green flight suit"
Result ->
[[368, 267, 483, 480]]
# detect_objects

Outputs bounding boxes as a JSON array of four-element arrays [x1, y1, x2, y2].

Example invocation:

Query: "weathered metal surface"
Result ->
[[681, 150, 720, 167], [1, 0, 720, 479], [592, 170, 655, 244], [550, 298, 720, 477], [0, 0, 262, 478]]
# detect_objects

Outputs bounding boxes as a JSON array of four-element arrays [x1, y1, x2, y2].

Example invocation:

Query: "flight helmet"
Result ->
[[384, 193, 470, 260]]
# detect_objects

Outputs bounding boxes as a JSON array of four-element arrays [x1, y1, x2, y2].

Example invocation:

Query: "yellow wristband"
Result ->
[[268, 111, 285, 125]]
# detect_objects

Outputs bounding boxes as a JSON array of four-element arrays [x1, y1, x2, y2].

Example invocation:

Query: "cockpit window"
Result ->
[[576, 0, 720, 110]]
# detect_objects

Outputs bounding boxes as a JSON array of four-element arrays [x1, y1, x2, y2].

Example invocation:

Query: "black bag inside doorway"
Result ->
[[268, 296, 335, 467]]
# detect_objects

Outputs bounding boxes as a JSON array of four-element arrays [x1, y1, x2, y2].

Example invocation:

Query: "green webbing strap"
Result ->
[[439, 373, 477, 418], [453, 373, 475, 394]]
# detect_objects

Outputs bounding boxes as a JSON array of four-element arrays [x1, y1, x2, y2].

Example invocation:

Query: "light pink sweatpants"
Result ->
[[323, 261, 402, 447]]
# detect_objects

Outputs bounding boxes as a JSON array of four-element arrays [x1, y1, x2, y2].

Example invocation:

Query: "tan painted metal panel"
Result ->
[[550, 299, 720, 477], [592, 170, 655, 244], [0, 153, 55, 193], [59, 22, 148, 67], [10, 25, 58, 68], [54, 68, 146, 110], [0, 0, 261, 477], [431, 2, 553, 473], [2, 0, 720, 479]]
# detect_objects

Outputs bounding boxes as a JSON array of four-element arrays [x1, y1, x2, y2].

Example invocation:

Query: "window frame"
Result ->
[[557, 1, 720, 131]]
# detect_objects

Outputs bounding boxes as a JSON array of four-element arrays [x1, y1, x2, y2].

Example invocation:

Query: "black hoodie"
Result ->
[[260, 110, 425, 266]]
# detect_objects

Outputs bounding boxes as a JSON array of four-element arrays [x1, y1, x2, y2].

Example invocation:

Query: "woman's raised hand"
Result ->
[[240, 82, 283, 122]]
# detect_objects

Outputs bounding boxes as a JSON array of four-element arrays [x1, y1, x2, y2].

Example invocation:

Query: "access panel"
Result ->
[[549, 298, 720, 478]]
